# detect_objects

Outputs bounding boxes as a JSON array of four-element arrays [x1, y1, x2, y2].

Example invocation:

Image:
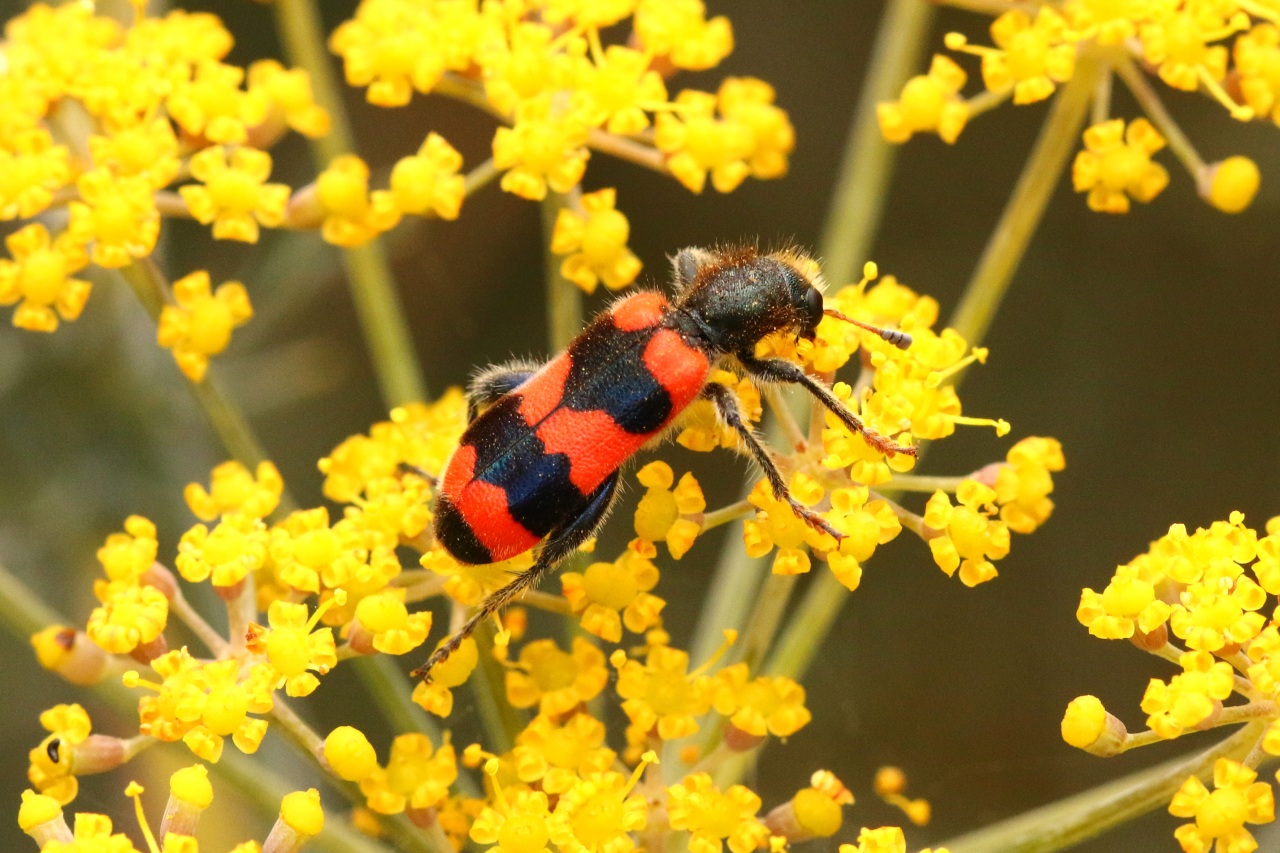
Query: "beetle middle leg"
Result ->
[[412, 470, 620, 679], [701, 381, 845, 544]]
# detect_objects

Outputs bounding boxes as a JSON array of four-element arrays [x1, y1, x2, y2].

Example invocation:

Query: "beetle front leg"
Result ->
[[734, 352, 916, 458], [701, 382, 844, 544]]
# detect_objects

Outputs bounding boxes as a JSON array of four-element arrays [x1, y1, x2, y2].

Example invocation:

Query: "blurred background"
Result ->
[[2, 0, 1279, 850]]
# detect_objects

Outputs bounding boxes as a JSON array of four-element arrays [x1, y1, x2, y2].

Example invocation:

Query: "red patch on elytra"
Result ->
[[537, 408, 645, 495], [456, 478, 541, 561], [517, 354, 571, 426], [611, 291, 667, 331], [441, 444, 477, 500], [643, 329, 710, 411]]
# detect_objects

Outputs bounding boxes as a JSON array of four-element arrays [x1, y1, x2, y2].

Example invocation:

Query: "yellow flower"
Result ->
[[823, 486, 903, 592], [711, 663, 812, 740], [351, 588, 432, 655], [157, 270, 253, 383], [993, 436, 1064, 533], [510, 711, 617, 794], [878, 55, 968, 145], [86, 579, 168, 656], [493, 95, 591, 201], [0, 223, 91, 333], [184, 460, 284, 522], [842, 826, 908, 853], [180, 146, 290, 243], [359, 733, 458, 815], [634, 0, 734, 71], [176, 511, 268, 588], [389, 132, 466, 220], [329, 0, 467, 107], [67, 170, 161, 269], [27, 704, 94, 804], [1072, 118, 1169, 214], [246, 597, 340, 697], [1139, 5, 1241, 95], [319, 392, 468, 503], [1063, 0, 1150, 45], [613, 643, 715, 740], [412, 636, 479, 717], [765, 771, 853, 842], [632, 462, 705, 558], [247, 59, 332, 139], [956, 8, 1075, 105], [1076, 562, 1172, 640], [572, 45, 668, 135], [470, 765, 556, 853], [97, 515, 159, 584], [88, 119, 180, 190], [1169, 759, 1275, 853], [562, 542, 665, 643], [923, 482, 1010, 586], [550, 759, 655, 853], [167, 60, 268, 144], [1204, 156, 1260, 214], [717, 78, 795, 182], [1142, 650, 1235, 740], [0, 128, 71, 220], [1169, 572, 1267, 653], [127, 650, 274, 762], [506, 637, 609, 717], [481, 21, 579, 117], [309, 155, 401, 247], [655, 88, 753, 194], [743, 477, 830, 576], [269, 507, 400, 597], [666, 773, 770, 853], [551, 188, 642, 293]]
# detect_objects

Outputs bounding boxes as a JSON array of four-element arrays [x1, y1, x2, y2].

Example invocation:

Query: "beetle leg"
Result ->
[[701, 382, 845, 544], [734, 353, 917, 458], [466, 358, 544, 421], [412, 470, 620, 680]]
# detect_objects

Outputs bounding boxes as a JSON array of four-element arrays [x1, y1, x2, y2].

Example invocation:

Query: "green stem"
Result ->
[[876, 473, 967, 493], [948, 53, 1101, 347], [940, 723, 1265, 853], [542, 189, 583, 350], [116, 262, 296, 515], [272, 0, 425, 408], [763, 569, 849, 680], [470, 622, 525, 754], [817, 0, 937, 284], [1114, 56, 1207, 179], [268, 699, 445, 853]]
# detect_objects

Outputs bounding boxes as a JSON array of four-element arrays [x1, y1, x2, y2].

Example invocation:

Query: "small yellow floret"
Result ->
[[1203, 156, 1260, 214]]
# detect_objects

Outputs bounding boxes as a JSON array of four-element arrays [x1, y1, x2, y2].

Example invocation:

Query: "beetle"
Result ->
[[412, 244, 914, 678]]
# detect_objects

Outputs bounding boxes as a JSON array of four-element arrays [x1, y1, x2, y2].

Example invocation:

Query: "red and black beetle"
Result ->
[[413, 245, 913, 678]]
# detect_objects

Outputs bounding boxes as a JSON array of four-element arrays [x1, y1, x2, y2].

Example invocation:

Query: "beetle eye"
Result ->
[[802, 287, 825, 333]]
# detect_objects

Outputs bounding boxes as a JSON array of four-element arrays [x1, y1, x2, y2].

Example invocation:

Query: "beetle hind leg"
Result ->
[[412, 471, 620, 680]]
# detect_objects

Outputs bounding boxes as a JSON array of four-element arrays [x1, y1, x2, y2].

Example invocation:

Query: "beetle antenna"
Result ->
[[823, 309, 912, 350]]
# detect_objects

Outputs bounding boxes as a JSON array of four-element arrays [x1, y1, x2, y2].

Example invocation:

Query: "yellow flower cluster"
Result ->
[[0, 1, 335, 367], [22, 245, 1054, 853], [21, 769, 322, 853], [880, 0, 1271, 213], [328, 0, 793, 291], [1067, 513, 1280, 852]]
